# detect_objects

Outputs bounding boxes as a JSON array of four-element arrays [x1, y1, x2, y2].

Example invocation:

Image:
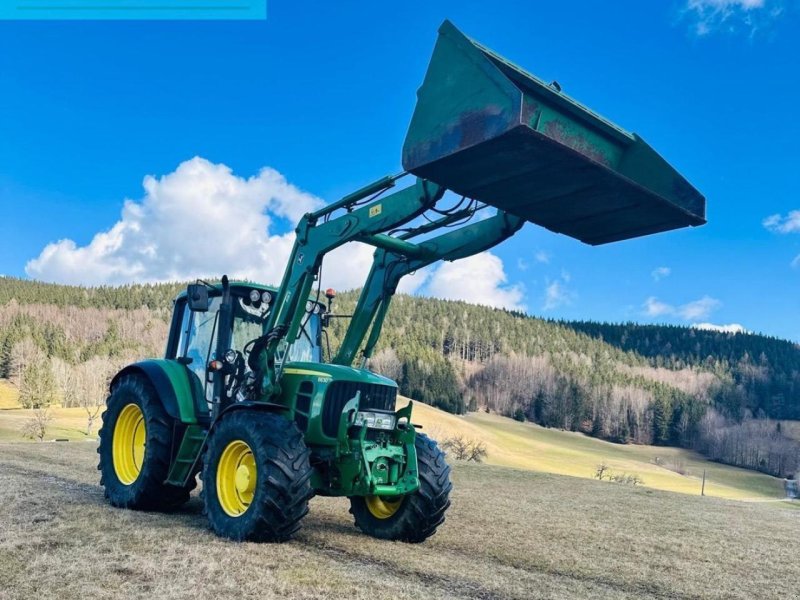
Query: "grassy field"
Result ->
[[0, 406, 93, 442], [0, 391, 787, 501], [403, 400, 786, 501], [0, 379, 19, 409], [0, 442, 798, 600]]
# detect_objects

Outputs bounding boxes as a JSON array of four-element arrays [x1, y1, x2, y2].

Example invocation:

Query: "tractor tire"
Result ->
[[349, 433, 452, 543], [98, 374, 195, 511], [201, 410, 313, 542]]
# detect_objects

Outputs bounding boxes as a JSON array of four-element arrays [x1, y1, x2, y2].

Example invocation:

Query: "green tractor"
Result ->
[[98, 20, 706, 542]]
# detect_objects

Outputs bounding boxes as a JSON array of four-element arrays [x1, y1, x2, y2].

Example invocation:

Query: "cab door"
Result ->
[[168, 295, 221, 417]]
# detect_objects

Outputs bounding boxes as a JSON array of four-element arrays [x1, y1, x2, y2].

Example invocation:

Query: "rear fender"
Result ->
[[110, 360, 204, 425]]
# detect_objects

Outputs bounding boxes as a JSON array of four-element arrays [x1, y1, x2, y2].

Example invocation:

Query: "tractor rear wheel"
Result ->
[[349, 433, 452, 543], [201, 410, 313, 542], [98, 374, 194, 510]]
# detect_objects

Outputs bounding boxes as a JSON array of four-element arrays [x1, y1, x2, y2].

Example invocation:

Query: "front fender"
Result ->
[[110, 359, 204, 424]]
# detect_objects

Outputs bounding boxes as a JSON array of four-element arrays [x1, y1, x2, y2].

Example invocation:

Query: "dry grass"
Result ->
[[0, 400, 787, 501], [0, 406, 91, 442], [402, 400, 785, 501], [1, 442, 799, 600], [0, 380, 20, 409]]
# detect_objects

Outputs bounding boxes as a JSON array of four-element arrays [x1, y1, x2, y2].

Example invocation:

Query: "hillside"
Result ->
[[1, 441, 798, 600], [0, 399, 784, 501], [403, 400, 784, 500], [2, 276, 800, 479]]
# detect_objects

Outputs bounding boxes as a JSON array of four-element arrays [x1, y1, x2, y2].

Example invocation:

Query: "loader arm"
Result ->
[[253, 176, 445, 398], [334, 209, 525, 367]]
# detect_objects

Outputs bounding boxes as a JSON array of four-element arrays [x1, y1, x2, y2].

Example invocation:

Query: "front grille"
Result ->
[[321, 381, 397, 438]]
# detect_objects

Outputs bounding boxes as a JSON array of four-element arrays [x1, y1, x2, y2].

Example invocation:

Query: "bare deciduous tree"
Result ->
[[21, 406, 52, 441], [76, 357, 115, 436], [10, 338, 43, 389], [441, 434, 488, 462], [609, 473, 643, 486], [694, 409, 800, 478], [368, 348, 403, 382]]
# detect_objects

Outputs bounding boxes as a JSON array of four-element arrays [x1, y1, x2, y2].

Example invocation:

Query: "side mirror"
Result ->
[[187, 284, 210, 312]]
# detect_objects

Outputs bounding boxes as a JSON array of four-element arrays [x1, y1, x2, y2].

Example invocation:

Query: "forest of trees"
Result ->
[[2, 276, 799, 478]]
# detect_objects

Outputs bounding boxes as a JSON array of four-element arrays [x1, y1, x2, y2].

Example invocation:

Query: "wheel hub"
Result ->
[[235, 464, 254, 495], [112, 403, 146, 485], [217, 440, 257, 517], [365, 495, 404, 519]]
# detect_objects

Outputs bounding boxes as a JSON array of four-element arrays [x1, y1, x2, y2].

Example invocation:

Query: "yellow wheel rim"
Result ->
[[112, 403, 146, 485], [365, 495, 404, 520], [217, 440, 257, 517]]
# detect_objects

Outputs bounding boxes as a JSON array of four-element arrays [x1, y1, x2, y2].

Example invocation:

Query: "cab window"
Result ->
[[184, 297, 222, 404]]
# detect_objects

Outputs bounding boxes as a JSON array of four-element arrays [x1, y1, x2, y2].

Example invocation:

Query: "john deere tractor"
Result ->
[[98, 20, 706, 542]]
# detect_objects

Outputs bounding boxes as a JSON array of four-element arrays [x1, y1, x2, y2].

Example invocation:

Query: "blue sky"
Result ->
[[1, 0, 799, 339]]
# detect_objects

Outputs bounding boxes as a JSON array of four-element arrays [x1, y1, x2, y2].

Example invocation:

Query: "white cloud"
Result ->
[[543, 281, 572, 311], [26, 157, 526, 309], [396, 266, 432, 295], [684, 0, 780, 36], [540, 269, 575, 311], [651, 266, 671, 282], [679, 296, 722, 320], [693, 322, 748, 334], [691, 0, 765, 8], [425, 252, 525, 311], [535, 250, 551, 264], [642, 295, 721, 321], [763, 211, 800, 234], [644, 296, 675, 317], [791, 255, 800, 269], [24, 157, 408, 293]]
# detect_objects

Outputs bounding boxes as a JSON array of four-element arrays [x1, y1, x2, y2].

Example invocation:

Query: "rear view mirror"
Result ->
[[187, 284, 210, 312]]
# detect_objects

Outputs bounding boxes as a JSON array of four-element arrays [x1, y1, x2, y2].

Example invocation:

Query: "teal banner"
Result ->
[[0, 0, 267, 19]]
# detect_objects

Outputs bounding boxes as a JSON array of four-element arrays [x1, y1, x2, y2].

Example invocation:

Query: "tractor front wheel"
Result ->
[[98, 374, 194, 510], [201, 410, 313, 542], [349, 433, 452, 543]]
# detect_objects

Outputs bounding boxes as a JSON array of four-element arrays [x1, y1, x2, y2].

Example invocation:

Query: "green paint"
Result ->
[[402, 20, 705, 246], [152, 359, 201, 424], [119, 359, 202, 424], [165, 424, 207, 486], [108, 19, 705, 503]]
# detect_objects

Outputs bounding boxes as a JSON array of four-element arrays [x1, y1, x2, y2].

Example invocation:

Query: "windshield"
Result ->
[[231, 295, 322, 363]]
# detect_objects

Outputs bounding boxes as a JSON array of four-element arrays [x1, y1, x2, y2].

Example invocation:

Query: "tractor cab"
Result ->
[[166, 281, 325, 417]]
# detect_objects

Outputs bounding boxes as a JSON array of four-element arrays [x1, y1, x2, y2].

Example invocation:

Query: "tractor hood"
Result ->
[[282, 362, 398, 387]]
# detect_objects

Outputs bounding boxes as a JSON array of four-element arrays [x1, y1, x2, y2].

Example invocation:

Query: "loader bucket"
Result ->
[[402, 21, 706, 245]]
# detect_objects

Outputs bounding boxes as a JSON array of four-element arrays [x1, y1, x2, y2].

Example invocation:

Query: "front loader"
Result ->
[[98, 20, 706, 542]]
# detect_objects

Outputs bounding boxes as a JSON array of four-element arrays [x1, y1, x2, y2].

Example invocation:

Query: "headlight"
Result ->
[[261, 291, 272, 304], [354, 411, 396, 430], [249, 289, 261, 303], [224, 349, 237, 364]]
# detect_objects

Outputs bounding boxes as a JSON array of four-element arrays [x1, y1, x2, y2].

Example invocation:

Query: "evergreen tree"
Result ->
[[19, 357, 57, 409]]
